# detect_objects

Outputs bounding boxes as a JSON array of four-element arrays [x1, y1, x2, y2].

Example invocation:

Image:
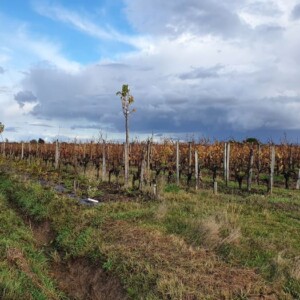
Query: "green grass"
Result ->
[[0, 191, 66, 300], [1, 159, 300, 299]]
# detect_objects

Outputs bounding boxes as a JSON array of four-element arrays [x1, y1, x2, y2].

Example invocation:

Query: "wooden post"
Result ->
[[226, 143, 230, 186], [188, 142, 192, 175], [213, 181, 218, 194], [176, 141, 180, 186], [195, 150, 199, 190], [247, 148, 254, 192], [257, 144, 261, 185], [147, 140, 151, 184], [296, 169, 300, 190], [102, 140, 106, 181], [269, 146, 275, 194], [55, 140, 60, 170], [153, 183, 157, 199], [139, 154, 146, 191], [224, 142, 227, 181], [21, 143, 24, 159]]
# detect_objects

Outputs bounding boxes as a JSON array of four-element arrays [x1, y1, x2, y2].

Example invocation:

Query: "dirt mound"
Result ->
[[52, 258, 127, 300]]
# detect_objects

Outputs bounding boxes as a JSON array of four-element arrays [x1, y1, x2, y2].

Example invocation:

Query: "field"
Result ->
[[1, 141, 300, 299]]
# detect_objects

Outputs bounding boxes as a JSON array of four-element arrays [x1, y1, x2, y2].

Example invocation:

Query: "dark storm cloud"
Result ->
[[16, 58, 300, 139], [17, 64, 233, 133], [291, 3, 300, 20], [124, 0, 249, 38], [14, 90, 37, 107], [18, 66, 124, 126]]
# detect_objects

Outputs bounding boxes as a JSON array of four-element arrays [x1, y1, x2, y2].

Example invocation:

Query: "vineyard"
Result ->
[[1, 139, 300, 194]]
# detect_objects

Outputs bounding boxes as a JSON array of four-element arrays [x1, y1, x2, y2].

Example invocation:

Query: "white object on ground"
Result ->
[[87, 198, 99, 203]]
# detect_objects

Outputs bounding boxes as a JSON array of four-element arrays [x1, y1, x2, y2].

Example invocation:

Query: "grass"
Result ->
[[1, 158, 300, 299], [0, 190, 66, 300]]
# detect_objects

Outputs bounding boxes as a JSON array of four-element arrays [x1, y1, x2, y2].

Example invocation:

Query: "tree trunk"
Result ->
[[124, 114, 129, 187]]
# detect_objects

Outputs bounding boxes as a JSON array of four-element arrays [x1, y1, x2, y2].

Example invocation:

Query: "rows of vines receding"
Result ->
[[1, 140, 300, 193]]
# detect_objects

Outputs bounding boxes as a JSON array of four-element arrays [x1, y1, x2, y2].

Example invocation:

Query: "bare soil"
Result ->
[[51, 259, 127, 300]]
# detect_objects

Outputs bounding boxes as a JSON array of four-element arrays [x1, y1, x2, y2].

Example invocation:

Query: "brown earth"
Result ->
[[51, 258, 127, 300]]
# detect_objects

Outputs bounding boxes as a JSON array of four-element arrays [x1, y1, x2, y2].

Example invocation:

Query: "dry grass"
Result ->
[[154, 201, 169, 221], [193, 211, 241, 250], [101, 220, 273, 299], [291, 257, 300, 281]]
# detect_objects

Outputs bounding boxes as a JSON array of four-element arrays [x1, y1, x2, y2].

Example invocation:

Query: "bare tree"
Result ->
[[116, 84, 135, 187]]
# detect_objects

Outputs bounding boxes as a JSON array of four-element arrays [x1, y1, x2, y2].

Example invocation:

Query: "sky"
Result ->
[[1, 0, 300, 142]]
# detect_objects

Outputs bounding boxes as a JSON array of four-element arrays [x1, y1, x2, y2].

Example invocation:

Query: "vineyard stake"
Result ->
[[188, 142, 192, 176], [226, 143, 230, 186], [257, 144, 261, 185], [55, 140, 60, 170], [147, 139, 151, 184], [224, 142, 227, 182], [102, 140, 106, 181], [176, 141, 180, 186], [247, 148, 254, 192], [153, 183, 157, 199], [213, 181, 218, 195], [195, 150, 199, 190], [269, 146, 275, 194], [21, 143, 24, 160], [296, 169, 300, 190], [139, 151, 146, 191]]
